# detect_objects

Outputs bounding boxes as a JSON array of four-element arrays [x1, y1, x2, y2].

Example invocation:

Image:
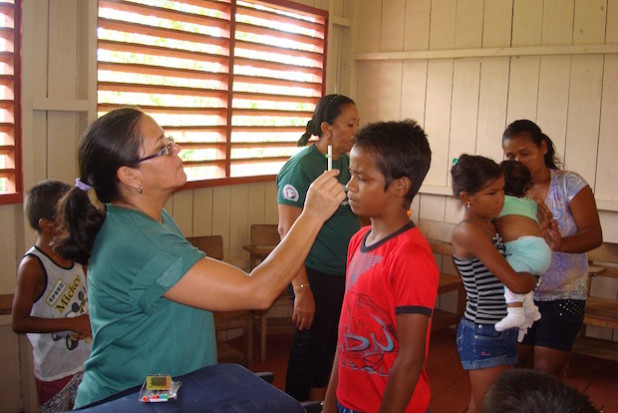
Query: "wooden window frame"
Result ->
[[97, 0, 328, 189], [0, 0, 22, 204]]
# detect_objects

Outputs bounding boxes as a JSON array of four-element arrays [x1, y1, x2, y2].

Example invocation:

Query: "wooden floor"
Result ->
[[232, 327, 618, 413]]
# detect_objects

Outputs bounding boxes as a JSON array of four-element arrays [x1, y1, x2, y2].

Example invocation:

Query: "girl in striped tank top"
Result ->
[[450, 155, 538, 413]]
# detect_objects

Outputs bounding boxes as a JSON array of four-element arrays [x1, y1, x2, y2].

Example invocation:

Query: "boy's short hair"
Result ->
[[481, 369, 599, 413], [24, 180, 71, 232], [500, 160, 532, 197], [353, 119, 431, 208]]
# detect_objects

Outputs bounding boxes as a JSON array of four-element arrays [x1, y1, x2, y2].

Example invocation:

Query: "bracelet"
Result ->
[[293, 283, 310, 292]]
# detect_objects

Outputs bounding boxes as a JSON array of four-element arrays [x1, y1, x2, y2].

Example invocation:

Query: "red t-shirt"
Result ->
[[336, 223, 439, 413]]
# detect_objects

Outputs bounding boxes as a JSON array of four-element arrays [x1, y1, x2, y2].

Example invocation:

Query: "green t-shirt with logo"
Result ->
[[276, 144, 360, 275]]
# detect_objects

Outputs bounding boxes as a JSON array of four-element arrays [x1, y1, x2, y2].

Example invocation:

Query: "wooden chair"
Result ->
[[187, 235, 254, 367], [572, 241, 618, 361], [243, 224, 293, 362], [417, 219, 466, 330], [0, 293, 13, 315]]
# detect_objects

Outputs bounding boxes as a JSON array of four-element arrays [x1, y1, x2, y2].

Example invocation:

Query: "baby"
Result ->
[[494, 160, 551, 341]]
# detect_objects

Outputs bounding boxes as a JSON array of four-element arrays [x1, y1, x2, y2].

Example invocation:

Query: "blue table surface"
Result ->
[[72, 363, 305, 413]]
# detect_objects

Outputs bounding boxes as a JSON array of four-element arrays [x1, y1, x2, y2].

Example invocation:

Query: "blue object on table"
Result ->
[[72, 363, 305, 412]]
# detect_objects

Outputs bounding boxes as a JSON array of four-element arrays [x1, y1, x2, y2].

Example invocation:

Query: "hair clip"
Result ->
[[452, 157, 459, 165], [75, 177, 92, 191]]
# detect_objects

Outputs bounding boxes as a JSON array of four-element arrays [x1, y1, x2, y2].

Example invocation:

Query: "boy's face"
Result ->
[[346, 145, 395, 218]]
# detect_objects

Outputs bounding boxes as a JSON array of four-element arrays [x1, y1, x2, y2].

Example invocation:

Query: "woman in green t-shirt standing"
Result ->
[[277, 95, 361, 402]]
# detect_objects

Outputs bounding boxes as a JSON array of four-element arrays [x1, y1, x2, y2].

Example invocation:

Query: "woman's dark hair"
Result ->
[[354, 119, 431, 209], [500, 160, 532, 197], [298, 94, 355, 146], [451, 154, 503, 197], [502, 119, 561, 169], [24, 180, 71, 231], [54, 107, 145, 265]]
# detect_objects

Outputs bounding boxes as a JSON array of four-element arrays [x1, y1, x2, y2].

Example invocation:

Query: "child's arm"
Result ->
[[452, 222, 537, 293], [321, 352, 340, 413], [12, 256, 91, 337], [379, 313, 429, 413]]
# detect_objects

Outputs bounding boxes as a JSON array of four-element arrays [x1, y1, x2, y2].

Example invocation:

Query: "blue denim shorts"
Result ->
[[338, 401, 429, 413], [338, 401, 361, 413], [456, 318, 518, 370]]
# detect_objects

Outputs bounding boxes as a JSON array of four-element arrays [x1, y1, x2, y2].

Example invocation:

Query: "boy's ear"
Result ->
[[393, 176, 411, 197], [38, 217, 55, 232]]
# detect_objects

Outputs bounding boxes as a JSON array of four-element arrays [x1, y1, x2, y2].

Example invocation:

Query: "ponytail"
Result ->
[[53, 107, 145, 265], [54, 186, 106, 265], [297, 119, 315, 146], [540, 133, 560, 169]]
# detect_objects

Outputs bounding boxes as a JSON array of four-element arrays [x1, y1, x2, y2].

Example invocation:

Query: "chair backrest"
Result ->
[[250, 224, 280, 247], [417, 219, 455, 245], [587, 242, 618, 278], [187, 235, 224, 261]]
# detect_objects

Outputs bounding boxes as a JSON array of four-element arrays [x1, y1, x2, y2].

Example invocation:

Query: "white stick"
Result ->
[[327, 145, 332, 171]]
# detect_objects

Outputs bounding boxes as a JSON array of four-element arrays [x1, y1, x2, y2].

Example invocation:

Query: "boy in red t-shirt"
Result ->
[[323, 120, 439, 413]]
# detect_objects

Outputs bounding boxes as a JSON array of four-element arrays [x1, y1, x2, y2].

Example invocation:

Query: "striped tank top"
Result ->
[[454, 233, 507, 324]]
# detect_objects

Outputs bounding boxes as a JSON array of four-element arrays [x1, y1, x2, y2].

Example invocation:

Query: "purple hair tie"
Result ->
[[75, 178, 92, 191]]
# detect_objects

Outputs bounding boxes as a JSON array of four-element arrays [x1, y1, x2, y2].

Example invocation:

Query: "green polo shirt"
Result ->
[[277, 144, 360, 275]]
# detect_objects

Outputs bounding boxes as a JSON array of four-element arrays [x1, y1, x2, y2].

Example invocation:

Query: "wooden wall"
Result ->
[[1, 0, 616, 411], [352, 0, 618, 343], [353, 0, 618, 229]]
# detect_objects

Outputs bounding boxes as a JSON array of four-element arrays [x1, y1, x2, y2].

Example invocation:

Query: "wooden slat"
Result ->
[[233, 75, 321, 92], [236, 4, 325, 32], [100, 0, 230, 27], [575, 242, 618, 361], [232, 108, 313, 118], [417, 220, 465, 331], [234, 39, 323, 63], [98, 103, 227, 117], [234, 56, 322, 77], [235, 21, 323, 49], [98, 39, 229, 65], [98, 62, 228, 82], [432, 308, 461, 331], [97, 81, 227, 98], [233, 92, 319, 104], [573, 336, 618, 362], [588, 242, 618, 265], [584, 296, 618, 330], [0, 293, 13, 315]]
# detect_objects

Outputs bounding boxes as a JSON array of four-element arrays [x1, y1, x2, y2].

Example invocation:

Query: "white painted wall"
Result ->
[[352, 0, 618, 343]]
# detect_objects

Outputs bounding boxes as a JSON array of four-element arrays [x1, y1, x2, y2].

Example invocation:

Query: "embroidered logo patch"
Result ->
[[282, 184, 299, 202]]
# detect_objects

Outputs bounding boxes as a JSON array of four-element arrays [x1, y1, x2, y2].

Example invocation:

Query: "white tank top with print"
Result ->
[[25, 246, 91, 381]]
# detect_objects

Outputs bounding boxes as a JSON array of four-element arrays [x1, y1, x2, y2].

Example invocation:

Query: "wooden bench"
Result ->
[[243, 224, 294, 362], [188, 235, 254, 368], [0, 293, 13, 315], [417, 220, 465, 330], [573, 242, 618, 361]]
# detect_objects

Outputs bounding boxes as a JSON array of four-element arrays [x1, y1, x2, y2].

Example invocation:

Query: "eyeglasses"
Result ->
[[129, 137, 176, 166]]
